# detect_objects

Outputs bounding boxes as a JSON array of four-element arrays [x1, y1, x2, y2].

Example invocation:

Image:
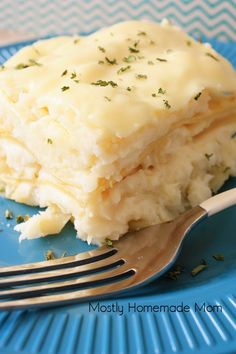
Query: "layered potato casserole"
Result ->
[[0, 20, 235, 244]]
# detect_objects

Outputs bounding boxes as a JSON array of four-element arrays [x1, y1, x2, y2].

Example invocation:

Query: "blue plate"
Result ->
[[0, 39, 235, 354]]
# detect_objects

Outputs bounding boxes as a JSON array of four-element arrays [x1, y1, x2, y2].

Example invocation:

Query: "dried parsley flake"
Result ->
[[45, 250, 55, 260], [104, 238, 113, 248], [15, 63, 29, 70], [194, 92, 202, 100], [70, 71, 77, 79], [105, 57, 117, 65], [163, 100, 171, 109], [212, 254, 224, 261], [123, 55, 136, 63], [158, 88, 166, 94], [135, 74, 147, 79], [206, 52, 219, 61], [5, 209, 13, 219], [91, 80, 117, 88], [117, 65, 131, 74], [61, 69, 68, 76], [16, 215, 25, 224], [191, 264, 207, 276], [205, 153, 213, 160], [129, 47, 139, 53], [156, 57, 167, 62], [98, 46, 105, 53], [61, 86, 70, 92], [137, 31, 147, 36]]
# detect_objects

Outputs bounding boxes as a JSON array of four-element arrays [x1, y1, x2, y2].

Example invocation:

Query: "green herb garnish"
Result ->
[[47, 138, 53, 144], [16, 215, 25, 224], [0, 65, 5, 71], [152, 88, 166, 97], [61, 86, 70, 92], [158, 88, 166, 94], [73, 38, 80, 44], [123, 55, 136, 63], [129, 47, 139, 53], [156, 57, 167, 62], [70, 71, 77, 79], [206, 52, 219, 61], [15, 63, 29, 70], [126, 87, 132, 91], [91, 80, 117, 88], [163, 100, 171, 109], [212, 254, 224, 261], [45, 250, 55, 260], [117, 65, 131, 74], [70, 71, 79, 83], [98, 46, 105, 53], [191, 264, 207, 276], [98, 60, 104, 64], [61, 69, 68, 76], [134, 40, 139, 48], [205, 153, 213, 160], [194, 92, 202, 100], [135, 74, 147, 79], [104, 238, 113, 248], [5, 209, 13, 219], [186, 40, 192, 46], [165, 264, 184, 280], [104, 96, 111, 102], [147, 61, 154, 65], [105, 57, 117, 65], [137, 31, 146, 36]]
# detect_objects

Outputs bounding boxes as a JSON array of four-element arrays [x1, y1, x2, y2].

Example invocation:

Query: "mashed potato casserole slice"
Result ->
[[0, 20, 235, 244]]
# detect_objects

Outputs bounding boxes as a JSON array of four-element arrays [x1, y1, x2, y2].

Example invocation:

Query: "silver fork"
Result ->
[[0, 188, 235, 311]]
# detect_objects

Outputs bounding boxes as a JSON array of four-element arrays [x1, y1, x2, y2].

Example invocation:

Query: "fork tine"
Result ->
[[0, 270, 138, 310], [0, 254, 125, 287], [0, 264, 134, 300], [0, 246, 117, 276]]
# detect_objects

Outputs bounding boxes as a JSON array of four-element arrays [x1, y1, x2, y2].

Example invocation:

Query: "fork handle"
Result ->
[[200, 188, 236, 216]]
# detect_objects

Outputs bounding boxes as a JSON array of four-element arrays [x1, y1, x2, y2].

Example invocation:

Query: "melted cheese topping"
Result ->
[[1, 20, 236, 138]]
